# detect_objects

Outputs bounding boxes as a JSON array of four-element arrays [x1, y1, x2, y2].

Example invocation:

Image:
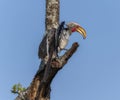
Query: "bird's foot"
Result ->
[[62, 48, 68, 51]]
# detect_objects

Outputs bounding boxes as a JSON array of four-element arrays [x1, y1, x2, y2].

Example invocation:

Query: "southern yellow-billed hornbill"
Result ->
[[38, 21, 86, 82], [56, 21, 86, 53], [38, 21, 86, 62]]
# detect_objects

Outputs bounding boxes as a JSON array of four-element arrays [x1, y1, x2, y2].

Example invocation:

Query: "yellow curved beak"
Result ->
[[76, 26, 87, 39]]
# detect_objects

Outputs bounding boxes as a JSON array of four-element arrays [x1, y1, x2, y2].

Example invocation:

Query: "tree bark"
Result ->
[[45, 0, 59, 31], [15, 0, 79, 100]]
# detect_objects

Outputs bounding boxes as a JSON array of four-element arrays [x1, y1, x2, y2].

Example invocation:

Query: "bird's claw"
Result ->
[[62, 48, 68, 51]]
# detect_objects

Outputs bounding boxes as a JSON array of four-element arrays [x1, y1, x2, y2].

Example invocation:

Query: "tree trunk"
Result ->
[[45, 0, 59, 31], [15, 0, 79, 100]]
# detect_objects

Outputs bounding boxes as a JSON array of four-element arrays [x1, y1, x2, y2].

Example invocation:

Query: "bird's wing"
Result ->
[[55, 21, 65, 53], [38, 28, 57, 60]]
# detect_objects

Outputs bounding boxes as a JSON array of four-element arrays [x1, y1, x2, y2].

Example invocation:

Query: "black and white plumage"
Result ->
[[38, 28, 57, 62], [56, 21, 87, 53], [57, 28, 70, 52]]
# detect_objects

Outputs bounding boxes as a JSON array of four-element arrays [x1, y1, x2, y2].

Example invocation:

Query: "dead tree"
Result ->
[[15, 0, 80, 100]]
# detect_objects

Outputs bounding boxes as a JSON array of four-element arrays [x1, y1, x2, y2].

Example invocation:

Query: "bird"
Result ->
[[56, 22, 87, 53], [38, 21, 87, 61]]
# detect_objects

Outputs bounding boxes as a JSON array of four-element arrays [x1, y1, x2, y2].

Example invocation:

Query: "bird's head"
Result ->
[[66, 22, 86, 39]]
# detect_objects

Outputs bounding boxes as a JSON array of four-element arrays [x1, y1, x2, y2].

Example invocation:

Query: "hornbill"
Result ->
[[38, 22, 86, 81], [56, 22, 87, 53], [38, 21, 86, 62]]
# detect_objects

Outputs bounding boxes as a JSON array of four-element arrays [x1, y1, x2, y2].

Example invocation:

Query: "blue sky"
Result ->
[[0, 0, 120, 100]]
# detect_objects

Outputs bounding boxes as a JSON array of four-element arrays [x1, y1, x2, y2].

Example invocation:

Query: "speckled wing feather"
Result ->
[[38, 28, 57, 60]]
